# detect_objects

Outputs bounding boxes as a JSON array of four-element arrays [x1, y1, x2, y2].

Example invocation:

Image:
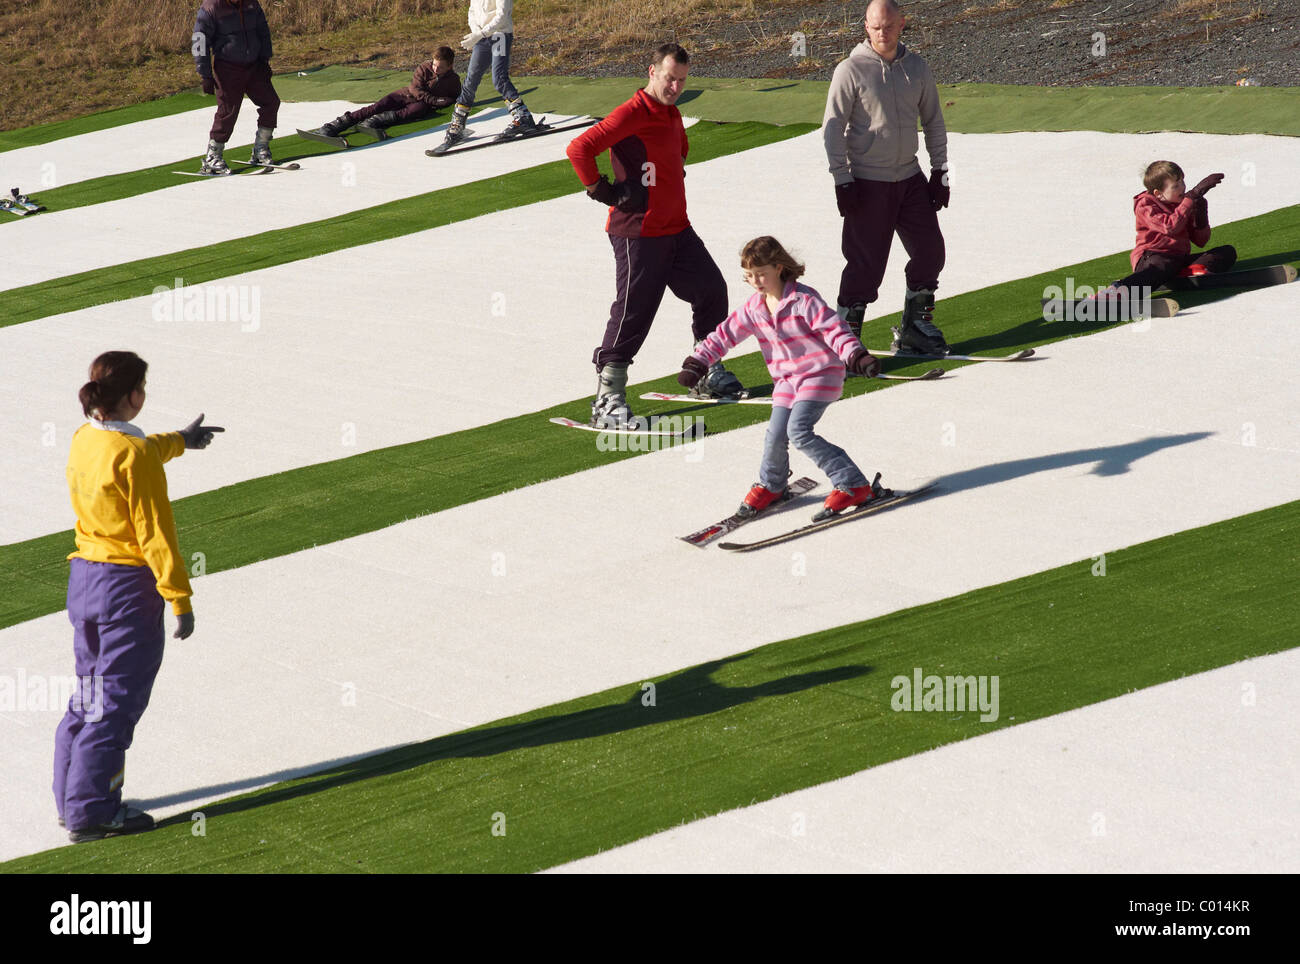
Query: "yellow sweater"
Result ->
[[65, 421, 193, 615]]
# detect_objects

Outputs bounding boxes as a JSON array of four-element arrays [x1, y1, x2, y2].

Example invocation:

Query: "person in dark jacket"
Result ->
[[311, 47, 462, 141], [192, 0, 281, 173]]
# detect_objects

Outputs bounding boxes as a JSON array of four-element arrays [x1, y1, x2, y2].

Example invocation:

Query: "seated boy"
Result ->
[[313, 46, 462, 140], [1113, 160, 1236, 292]]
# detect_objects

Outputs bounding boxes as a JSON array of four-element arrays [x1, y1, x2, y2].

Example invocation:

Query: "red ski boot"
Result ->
[[737, 483, 786, 519], [814, 473, 889, 521]]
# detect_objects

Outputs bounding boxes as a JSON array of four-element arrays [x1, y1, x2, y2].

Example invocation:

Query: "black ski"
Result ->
[[427, 117, 597, 157], [296, 128, 351, 150], [1040, 296, 1179, 320], [718, 480, 939, 552], [1167, 263, 1297, 290], [680, 477, 819, 547]]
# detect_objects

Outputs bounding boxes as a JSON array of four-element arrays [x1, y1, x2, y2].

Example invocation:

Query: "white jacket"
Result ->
[[467, 0, 513, 39]]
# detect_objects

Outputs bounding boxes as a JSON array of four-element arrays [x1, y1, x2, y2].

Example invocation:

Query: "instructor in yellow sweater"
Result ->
[[56, 350, 223, 843]]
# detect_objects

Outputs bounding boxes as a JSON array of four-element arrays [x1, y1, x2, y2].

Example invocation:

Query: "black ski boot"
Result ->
[[357, 111, 400, 140], [892, 289, 949, 356], [318, 113, 357, 138]]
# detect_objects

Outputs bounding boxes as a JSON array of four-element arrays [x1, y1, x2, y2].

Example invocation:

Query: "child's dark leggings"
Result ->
[[1117, 246, 1237, 291]]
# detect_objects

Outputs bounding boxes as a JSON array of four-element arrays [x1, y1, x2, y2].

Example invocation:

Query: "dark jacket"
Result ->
[[408, 64, 462, 109], [194, 0, 272, 79]]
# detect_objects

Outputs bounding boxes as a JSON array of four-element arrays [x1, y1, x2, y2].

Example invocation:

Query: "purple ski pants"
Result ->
[[54, 558, 166, 831]]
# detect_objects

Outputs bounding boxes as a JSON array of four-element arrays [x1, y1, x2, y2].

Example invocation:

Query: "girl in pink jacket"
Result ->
[[678, 236, 884, 519]]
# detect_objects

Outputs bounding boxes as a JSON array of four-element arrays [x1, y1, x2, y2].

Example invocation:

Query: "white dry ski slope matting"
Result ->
[[2, 280, 1298, 866], [3, 130, 1298, 541], [0, 106, 602, 290]]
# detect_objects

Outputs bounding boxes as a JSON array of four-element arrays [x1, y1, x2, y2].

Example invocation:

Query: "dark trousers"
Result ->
[[595, 226, 728, 369], [210, 59, 280, 141], [350, 91, 434, 125], [1117, 246, 1238, 290], [838, 171, 945, 307]]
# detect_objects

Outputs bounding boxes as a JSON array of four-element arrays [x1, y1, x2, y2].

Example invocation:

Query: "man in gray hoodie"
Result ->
[[824, 0, 950, 355]]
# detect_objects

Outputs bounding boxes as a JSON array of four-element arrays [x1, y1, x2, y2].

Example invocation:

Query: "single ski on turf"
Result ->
[[549, 415, 704, 438], [428, 118, 598, 157], [871, 346, 1035, 363], [296, 128, 352, 149], [718, 479, 939, 552], [1040, 296, 1179, 319], [1167, 263, 1297, 290], [681, 477, 820, 547], [232, 158, 301, 170], [641, 391, 769, 405]]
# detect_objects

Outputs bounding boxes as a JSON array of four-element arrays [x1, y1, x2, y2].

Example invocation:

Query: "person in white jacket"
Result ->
[[823, 0, 951, 356], [434, 0, 536, 151]]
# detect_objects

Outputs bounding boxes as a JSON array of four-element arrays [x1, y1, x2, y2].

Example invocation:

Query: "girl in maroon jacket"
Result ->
[[1112, 160, 1236, 292]]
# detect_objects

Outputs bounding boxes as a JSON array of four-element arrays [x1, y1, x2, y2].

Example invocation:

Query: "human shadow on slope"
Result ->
[[149, 654, 872, 824], [931, 432, 1215, 494]]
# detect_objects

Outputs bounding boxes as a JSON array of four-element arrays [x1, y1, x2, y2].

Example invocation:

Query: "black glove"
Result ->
[[588, 176, 645, 212], [174, 611, 195, 640], [1186, 172, 1224, 200], [202, 76, 216, 95], [846, 348, 880, 378], [835, 181, 855, 217], [677, 356, 708, 388], [1192, 197, 1209, 229], [928, 169, 950, 210], [179, 413, 225, 450]]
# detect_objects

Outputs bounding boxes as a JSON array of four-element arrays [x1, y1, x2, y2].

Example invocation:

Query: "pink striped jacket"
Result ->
[[691, 281, 861, 407]]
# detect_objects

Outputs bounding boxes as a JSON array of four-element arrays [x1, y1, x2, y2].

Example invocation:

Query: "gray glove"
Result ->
[[174, 611, 195, 640], [179, 413, 225, 449]]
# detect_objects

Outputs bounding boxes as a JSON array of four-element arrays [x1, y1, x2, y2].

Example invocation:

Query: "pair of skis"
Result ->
[[1040, 264, 1297, 318], [1, 188, 44, 216], [682, 474, 939, 551], [295, 125, 389, 151], [426, 116, 598, 157], [173, 158, 300, 177]]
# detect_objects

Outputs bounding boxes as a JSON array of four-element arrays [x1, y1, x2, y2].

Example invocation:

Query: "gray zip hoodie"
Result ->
[[823, 40, 947, 185]]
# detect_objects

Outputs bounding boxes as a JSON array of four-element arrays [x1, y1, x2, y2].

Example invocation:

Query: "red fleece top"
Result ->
[[566, 88, 689, 238], [1131, 192, 1211, 268]]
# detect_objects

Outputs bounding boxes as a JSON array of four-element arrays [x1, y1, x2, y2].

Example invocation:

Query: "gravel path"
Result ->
[[542, 0, 1300, 88]]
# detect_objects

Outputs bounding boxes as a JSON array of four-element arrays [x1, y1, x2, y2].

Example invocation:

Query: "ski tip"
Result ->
[[1283, 264, 1298, 283]]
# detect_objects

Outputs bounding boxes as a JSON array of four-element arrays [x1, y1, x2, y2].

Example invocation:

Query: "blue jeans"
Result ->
[[457, 32, 519, 107], [759, 400, 867, 492]]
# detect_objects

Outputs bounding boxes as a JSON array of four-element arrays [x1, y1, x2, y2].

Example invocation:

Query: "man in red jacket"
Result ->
[[566, 43, 743, 429]]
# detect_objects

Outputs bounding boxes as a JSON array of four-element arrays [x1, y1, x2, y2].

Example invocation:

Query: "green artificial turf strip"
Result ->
[[3, 204, 1296, 630], [6, 497, 1296, 873], [0, 120, 814, 325], [5, 78, 1295, 221]]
